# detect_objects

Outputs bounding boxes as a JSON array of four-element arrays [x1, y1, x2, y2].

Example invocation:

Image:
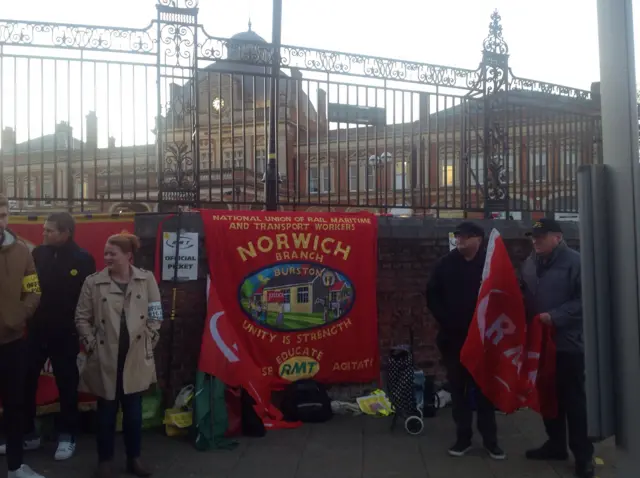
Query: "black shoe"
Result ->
[[485, 443, 506, 460], [448, 440, 472, 457], [575, 461, 595, 478], [525, 442, 569, 461]]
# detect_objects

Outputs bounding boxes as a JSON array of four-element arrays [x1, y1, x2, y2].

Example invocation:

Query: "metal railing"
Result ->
[[0, 3, 601, 216]]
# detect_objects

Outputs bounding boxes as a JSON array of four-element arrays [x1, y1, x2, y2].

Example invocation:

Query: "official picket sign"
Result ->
[[162, 231, 199, 281]]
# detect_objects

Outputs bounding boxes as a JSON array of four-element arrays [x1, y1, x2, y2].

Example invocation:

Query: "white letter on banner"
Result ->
[[503, 345, 523, 373], [485, 313, 516, 346]]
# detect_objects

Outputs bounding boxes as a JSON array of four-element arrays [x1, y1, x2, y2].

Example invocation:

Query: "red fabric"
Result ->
[[460, 228, 557, 416], [224, 388, 243, 437], [521, 317, 558, 418], [197, 210, 380, 428], [4, 217, 135, 413], [200, 284, 296, 429]]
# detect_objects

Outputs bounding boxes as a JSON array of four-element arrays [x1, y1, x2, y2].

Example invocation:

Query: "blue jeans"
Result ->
[[96, 392, 142, 463]]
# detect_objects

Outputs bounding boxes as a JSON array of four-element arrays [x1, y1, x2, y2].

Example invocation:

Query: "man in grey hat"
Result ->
[[521, 218, 594, 478], [427, 221, 504, 460]]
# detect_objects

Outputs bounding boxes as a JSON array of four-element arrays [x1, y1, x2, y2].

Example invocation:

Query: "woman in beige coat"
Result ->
[[75, 233, 162, 478]]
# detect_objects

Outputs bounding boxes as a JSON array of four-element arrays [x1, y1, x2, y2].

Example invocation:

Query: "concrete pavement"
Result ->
[[13, 409, 616, 478]]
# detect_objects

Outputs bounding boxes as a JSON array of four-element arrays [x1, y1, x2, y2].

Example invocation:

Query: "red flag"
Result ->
[[460, 229, 528, 414], [520, 317, 557, 418], [198, 277, 299, 430], [460, 229, 557, 416]]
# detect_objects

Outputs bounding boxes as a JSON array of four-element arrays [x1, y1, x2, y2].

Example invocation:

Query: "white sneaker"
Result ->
[[8, 464, 45, 478], [54, 438, 76, 461], [0, 437, 41, 455]]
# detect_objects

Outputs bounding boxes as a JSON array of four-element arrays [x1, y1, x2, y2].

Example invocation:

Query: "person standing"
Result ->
[[520, 218, 594, 478], [5, 213, 95, 461], [0, 194, 47, 478], [75, 233, 162, 478], [426, 221, 505, 460]]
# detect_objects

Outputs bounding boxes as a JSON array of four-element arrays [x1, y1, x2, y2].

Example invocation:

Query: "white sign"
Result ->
[[554, 212, 579, 222], [162, 232, 199, 281]]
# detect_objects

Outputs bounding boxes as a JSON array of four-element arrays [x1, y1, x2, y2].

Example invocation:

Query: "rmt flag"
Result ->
[[460, 229, 556, 416]]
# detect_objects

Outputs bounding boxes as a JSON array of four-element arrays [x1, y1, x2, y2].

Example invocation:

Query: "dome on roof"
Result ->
[[230, 29, 267, 43]]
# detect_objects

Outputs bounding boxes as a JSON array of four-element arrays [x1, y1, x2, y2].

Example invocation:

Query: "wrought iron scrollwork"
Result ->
[[159, 22, 195, 66], [161, 142, 197, 203], [483, 10, 509, 55], [157, 0, 199, 7], [197, 33, 483, 90], [485, 122, 508, 202], [0, 21, 156, 54], [510, 75, 591, 100]]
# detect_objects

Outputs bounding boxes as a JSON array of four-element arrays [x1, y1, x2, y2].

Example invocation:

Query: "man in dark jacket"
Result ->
[[0, 213, 95, 462], [426, 221, 504, 460], [520, 218, 594, 478]]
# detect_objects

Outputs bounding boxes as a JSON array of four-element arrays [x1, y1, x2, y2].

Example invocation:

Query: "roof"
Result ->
[[2, 133, 85, 155]]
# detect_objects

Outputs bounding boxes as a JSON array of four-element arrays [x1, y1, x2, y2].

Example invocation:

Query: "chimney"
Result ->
[[317, 88, 327, 127], [108, 136, 116, 149], [86, 111, 97, 149], [1, 127, 15, 150], [170, 83, 182, 107]]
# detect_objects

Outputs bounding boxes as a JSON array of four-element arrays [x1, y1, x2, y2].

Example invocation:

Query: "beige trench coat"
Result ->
[[75, 266, 162, 400]]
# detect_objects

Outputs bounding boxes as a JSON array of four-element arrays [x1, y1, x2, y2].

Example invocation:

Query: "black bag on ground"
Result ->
[[280, 379, 333, 423], [241, 389, 266, 437]]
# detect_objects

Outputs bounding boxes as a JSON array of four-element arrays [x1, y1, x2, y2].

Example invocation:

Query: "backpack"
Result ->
[[280, 379, 333, 423]]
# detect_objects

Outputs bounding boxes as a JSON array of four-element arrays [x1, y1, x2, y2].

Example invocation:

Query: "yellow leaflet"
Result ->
[[594, 457, 604, 465], [22, 274, 41, 294]]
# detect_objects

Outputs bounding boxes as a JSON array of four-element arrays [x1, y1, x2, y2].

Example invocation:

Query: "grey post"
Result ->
[[596, 0, 640, 474]]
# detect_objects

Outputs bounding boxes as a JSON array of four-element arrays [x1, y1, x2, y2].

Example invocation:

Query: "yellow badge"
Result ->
[[70, 269, 78, 276], [22, 274, 41, 294], [533, 221, 543, 228]]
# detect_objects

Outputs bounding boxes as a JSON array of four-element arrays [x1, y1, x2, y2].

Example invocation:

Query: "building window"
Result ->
[[283, 290, 290, 304], [74, 176, 88, 201], [309, 168, 319, 193], [330, 291, 339, 302], [441, 164, 454, 187], [320, 166, 331, 193], [532, 153, 547, 182], [467, 154, 485, 186], [23, 177, 36, 206], [3, 177, 15, 198], [348, 165, 357, 192], [256, 149, 266, 175], [43, 176, 53, 205], [297, 286, 309, 304], [395, 162, 409, 190], [367, 165, 375, 190], [223, 150, 243, 168]]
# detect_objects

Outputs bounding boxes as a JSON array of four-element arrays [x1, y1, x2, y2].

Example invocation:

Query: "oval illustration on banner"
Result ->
[[279, 356, 320, 381], [238, 262, 356, 331]]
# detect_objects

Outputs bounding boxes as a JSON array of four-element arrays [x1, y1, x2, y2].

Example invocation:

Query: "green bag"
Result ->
[[193, 372, 238, 451], [117, 386, 163, 432]]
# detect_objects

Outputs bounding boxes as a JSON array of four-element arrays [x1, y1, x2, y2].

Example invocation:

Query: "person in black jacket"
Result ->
[[0, 213, 96, 462], [426, 221, 504, 460]]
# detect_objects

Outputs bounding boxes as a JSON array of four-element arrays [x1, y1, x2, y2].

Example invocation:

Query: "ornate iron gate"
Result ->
[[0, 2, 600, 217]]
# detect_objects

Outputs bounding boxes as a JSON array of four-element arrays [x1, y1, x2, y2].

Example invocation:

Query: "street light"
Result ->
[[264, 0, 282, 211]]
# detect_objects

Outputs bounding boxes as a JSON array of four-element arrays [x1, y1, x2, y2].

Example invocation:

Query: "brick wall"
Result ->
[[135, 214, 580, 403]]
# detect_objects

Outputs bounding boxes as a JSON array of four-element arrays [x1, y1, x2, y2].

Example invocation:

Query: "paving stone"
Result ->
[[3, 409, 617, 478]]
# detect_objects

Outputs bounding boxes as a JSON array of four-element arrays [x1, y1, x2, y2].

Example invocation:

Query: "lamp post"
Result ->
[[595, 0, 640, 475], [264, 0, 282, 211]]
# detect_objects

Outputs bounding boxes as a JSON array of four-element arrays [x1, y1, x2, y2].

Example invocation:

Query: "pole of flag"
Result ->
[[264, 0, 283, 211]]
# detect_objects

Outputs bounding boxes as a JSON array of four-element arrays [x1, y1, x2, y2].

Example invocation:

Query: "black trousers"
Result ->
[[0, 339, 27, 471], [23, 329, 79, 437], [543, 352, 594, 464], [443, 351, 498, 446]]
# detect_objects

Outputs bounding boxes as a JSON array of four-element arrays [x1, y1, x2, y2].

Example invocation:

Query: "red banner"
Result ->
[[198, 211, 379, 392], [460, 229, 557, 416], [7, 214, 135, 414]]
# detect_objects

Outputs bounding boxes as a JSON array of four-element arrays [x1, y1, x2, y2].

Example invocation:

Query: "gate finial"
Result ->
[[482, 9, 509, 55]]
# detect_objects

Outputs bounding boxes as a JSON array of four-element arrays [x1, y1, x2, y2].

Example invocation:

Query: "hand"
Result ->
[[538, 313, 552, 325]]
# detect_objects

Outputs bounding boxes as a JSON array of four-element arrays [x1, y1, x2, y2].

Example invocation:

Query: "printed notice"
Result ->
[[162, 232, 199, 281]]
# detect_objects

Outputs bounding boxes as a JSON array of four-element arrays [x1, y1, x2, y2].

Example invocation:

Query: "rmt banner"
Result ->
[[199, 211, 380, 389]]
